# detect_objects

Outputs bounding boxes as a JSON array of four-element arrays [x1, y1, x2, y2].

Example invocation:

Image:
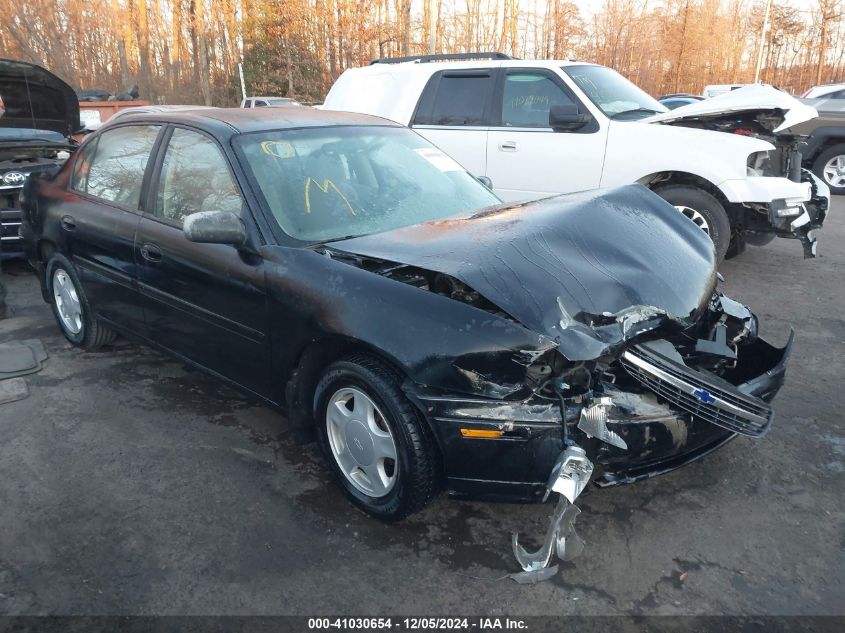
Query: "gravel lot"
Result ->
[[0, 198, 843, 617]]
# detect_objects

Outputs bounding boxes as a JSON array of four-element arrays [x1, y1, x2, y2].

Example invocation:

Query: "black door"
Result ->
[[62, 124, 162, 332], [135, 126, 272, 397]]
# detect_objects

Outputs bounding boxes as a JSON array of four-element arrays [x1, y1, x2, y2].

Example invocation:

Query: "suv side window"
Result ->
[[499, 71, 576, 128], [155, 127, 243, 225], [79, 125, 160, 207], [413, 71, 495, 126]]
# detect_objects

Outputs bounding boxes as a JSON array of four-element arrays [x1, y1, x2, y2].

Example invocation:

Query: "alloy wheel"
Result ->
[[326, 387, 398, 498], [674, 205, 711, 235], [822, 154, 845, 188], [52, 268, 83, 335]]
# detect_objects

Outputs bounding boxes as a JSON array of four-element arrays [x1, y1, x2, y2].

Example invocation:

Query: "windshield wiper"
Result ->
[[610, 108, 661, 119]]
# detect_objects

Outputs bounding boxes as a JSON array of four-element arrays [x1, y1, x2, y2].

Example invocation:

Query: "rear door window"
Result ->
[[413, 71, 495, 126], [79, 125, 160, 207]]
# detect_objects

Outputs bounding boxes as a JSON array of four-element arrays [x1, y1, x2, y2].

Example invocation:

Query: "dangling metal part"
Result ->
[[510, 446, 593, 581], [577, 397, 628, 450], [543, 445, 594, 503]]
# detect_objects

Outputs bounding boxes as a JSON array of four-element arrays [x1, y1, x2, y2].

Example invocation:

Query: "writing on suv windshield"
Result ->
[[235, 126, 500, 242]]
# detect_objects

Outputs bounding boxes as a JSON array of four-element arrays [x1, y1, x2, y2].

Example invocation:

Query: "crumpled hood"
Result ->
[[0, 59, 80, 137], [643, 84, 817, 133], [332, 185, 717, 361]]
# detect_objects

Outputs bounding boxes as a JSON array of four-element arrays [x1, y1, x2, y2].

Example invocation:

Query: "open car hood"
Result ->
[[0, 59, 80, 137], [332, 185, 718, 361], [643, 84, 818, 133]]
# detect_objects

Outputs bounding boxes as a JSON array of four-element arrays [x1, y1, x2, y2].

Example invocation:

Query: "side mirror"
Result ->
[[183, 210, 247, 246], [549, 104, 590, 132], [475, 175, 494, 190]]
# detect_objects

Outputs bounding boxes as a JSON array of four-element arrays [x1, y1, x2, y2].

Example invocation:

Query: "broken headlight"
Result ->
[[747, 150, 771, 177]]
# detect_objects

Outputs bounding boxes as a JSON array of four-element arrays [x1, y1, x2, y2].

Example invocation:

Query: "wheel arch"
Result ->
[[36, 239, 58, 302], [802, 131, 845, 163], [286, 334, 447, 482], [286, 335, 416, 421], [638, 170, 738, 225]]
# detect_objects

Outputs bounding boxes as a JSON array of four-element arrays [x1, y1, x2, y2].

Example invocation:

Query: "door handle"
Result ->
[[139, 242, 163, 262], [61, 215, 76, 231], [499, 141, 518, 152]]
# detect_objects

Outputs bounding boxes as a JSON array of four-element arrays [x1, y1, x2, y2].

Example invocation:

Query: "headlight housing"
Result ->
[[747, 150, 771, 177]]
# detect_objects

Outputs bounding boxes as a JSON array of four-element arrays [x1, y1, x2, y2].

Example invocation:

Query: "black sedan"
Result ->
[[20, 108, 791, 529]]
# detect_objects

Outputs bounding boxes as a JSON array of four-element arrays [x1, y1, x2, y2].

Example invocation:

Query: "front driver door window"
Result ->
[[136, 126, 271, 394], [156, 127, 243, 225], [486, 69, 606, 201]]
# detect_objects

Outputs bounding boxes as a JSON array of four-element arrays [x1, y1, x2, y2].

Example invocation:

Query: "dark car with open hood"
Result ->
[[0, 59, 80, 260], [20, 107, 793, 576]]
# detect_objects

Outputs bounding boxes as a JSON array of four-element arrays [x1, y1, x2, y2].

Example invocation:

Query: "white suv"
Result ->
[[323, 53, 829, 260]]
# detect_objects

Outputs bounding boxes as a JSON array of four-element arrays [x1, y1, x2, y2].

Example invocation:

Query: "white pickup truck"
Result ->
[[323, 53, 829, 260]]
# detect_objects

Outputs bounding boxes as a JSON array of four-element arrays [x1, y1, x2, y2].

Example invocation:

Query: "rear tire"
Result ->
[[653, 185, 732, 262], [46, 254, 116, 350], [314, 354, 439, 522], [811, 143, 845, 195]]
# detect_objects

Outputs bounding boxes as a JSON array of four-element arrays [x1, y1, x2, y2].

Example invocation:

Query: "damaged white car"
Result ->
[[323, 54, 829, 261]]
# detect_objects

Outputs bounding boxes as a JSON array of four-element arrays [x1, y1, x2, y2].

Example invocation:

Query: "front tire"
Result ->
[[46, 254, 116, 350], [812, 143, 845, 195], [314, 355, 439, 522], [653, 185, 732, 262]]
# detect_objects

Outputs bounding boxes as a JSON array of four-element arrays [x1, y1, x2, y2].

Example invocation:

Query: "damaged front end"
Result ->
[[412, 290, 791, 579], [645, 85, 830, 257], [330, 185, 791, 579]]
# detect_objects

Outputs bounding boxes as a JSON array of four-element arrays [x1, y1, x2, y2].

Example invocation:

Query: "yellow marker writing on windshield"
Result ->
[[260, 140, 295, 158], [305, 177, 357, 216]]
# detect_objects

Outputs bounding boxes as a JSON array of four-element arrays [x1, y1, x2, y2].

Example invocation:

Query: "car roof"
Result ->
[[361, 58, 595, 72], [107, 106, 400, 134]]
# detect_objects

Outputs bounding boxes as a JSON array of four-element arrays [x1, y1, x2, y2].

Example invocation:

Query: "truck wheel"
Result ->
[[46, 254, 116, 350], [812, 143, 845, 195], [654, 185, 732, 262], [314, 354, 439, 522]]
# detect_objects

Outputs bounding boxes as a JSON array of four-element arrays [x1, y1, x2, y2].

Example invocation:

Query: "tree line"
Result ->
[[0, 0, 842, 105]]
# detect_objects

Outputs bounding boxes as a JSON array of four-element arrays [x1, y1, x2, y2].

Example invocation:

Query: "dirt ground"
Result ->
[[0, 199, 843, 616]]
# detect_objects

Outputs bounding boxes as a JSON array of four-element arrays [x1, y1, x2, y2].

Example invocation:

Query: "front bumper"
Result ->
[[767, 170, 829, 258], [723, 171, 829, 257], [405, 333, 793, 502]]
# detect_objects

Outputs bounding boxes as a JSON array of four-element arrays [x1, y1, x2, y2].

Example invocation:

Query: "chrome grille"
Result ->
[[621, 345, 772, 437], [1, 185, 24, 249]]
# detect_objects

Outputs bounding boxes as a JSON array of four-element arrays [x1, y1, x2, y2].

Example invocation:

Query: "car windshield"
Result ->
[[563, 65, 667, 119], [235, 125, 500, 242]]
